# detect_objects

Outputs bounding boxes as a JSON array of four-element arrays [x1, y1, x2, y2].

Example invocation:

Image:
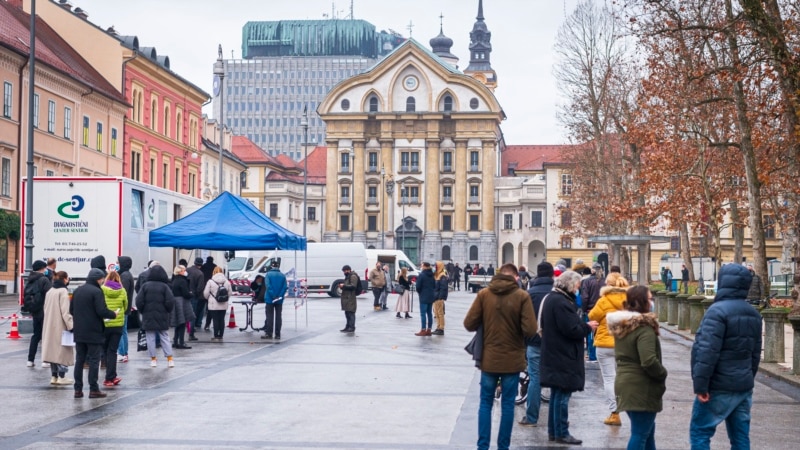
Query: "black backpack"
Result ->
[[351, 273, 364, 296], [23, 280, 45, 314], [213, 281, 229, 303]]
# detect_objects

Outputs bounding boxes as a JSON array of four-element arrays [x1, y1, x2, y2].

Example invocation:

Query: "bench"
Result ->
[[703, 280, 717, 296]]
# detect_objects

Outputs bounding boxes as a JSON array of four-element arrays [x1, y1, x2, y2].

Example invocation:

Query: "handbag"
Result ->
[[395, 285, 406, 295], [61, 330, 75, 347], [137, 328, 148, 352]]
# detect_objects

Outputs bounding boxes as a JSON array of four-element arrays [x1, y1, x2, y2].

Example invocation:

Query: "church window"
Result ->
[[443, 95, 453, 112], [406, 97, 415, 112]]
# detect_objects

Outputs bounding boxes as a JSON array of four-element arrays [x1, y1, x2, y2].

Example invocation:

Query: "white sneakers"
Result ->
[[50, 376, 58, 385], [168, 359, 175, 368], [57, 377, 74, 385], [26, 361, 34, 367], [41, 362, 50, 368], [150, 359, 157, 368]]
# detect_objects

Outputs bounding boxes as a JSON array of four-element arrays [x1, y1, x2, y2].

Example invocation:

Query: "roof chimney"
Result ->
[[73, 7, 89, 20], [58, 0, 73, 11]]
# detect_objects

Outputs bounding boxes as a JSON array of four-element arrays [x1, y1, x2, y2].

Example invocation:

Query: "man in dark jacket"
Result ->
[[540, 270, 598, 445], [90, 255, 108, 275], [464, 263, 537, 450], [580, 263, 605, 362], [25, 260, 52, 367], [690, 264, 762, 449], [338, 265, 359, 333], [519, 261, 555, 427], [681, 264, 690, 294], [186, 257, 206, 340], [115, 256, 135, 362], [70, 268, 117, 398], [201, 256, 217, 283], [414, 262, 435, 336]]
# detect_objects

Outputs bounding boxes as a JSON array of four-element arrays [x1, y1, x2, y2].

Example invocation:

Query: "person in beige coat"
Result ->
[[41, 271, 75, 386]]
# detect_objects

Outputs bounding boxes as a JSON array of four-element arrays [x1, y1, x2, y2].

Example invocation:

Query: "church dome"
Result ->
[[430, 28, 454, 54]]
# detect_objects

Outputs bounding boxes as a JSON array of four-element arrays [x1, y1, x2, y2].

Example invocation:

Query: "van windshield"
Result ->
[[227, 257, 247, 271]]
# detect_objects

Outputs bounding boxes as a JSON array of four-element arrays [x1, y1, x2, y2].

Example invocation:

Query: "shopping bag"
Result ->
[[61, 330, 75, 347], [137, 328, 148, 352]]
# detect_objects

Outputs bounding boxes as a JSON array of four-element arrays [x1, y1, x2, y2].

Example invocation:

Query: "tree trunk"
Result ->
[[730, 201, 744, 264], [680, 222, 694, 282]]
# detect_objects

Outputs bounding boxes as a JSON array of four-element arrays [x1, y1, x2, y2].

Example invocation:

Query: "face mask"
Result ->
[[114, 264, 120, 272], [44, 269, 50, 275]]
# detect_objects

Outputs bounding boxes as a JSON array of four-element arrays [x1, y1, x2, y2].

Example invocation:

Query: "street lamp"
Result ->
[[301, 106, 308, 240], [213, 45, 225, 196], [401, 182, 406, 254], [380, 166, 385, 249], [385, 174, 394, 250], [349, 149, 354, 242]]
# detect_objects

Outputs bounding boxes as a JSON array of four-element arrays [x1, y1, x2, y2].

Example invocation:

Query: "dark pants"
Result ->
[[192, 298, 207, 330], [50, 363, 67, 377], [173, 324, 186, 345], [344, 311, 356, 330], [210, 310, 225, 338], [204, 304, 213, 329], [454, 276, 460, 290], [27, 312, 44, 363], [264, 303, 283, 337], [102, 329, 123, 381], [372, 287, 383, 307], [74, 342, 103, 392]]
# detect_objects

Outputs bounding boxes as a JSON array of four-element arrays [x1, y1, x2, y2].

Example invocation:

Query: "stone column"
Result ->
[[656, 290, 669, 323], [701, 298, 714, 313], [480, 139, 495, 232], [352, 140, 365, 236], [677, 294, 690, 330], [762, 309, 787, 364], [323, 142, 339, 241], [688, 295, 705, 334], [788, 316, 800, 375], [667, 292, 679, 326], [426, 139, 440, 232], [453, 139, 468, 232]]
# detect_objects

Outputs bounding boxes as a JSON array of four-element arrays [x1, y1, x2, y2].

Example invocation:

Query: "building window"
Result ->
[[764, 215, 776, 239], [188, 171, 196, 197], [406, 152, 419, 172], [96, 122, 103, 151], [130, 189, 144, 229], [442, 185, 453, 204], [409, 186, 420, 203], [46, 170, 54, 176], [340, 214, 350, 231], [369, 96, 379, 112], [162, 162, 169, 188], [269, 203, 278, 218], [470, 151, 479, 171], [561, 209, 572, 227], [442, 151, 453, 172], [531, 210, 543, 228], [503, 214, 513, 230], [442, 214, 452, 231], [367, 186, 378, 204], [1, 158, 10, 197], [469, 185, 480, 203], [469, 214, 480, 231], [308, 206, 316, 221], [64, 107, 72, 139], [150, 98, 158, 130], [368, 152, 378, 172], [469, 245, 479, 260], [33, 94, 39, 128], [442, 245, 451, 260], [367, 215, 378, 231], [111, 128, 117, 156], [560, 237, 572, 249], [47, 100, 56, 133], [443, 95, 453, 112], [163, 104, 170, 138], [340, 152, 351, 173], [174, 165, 181, 192], [561, 173, 573, 196], [82, 116, 89, 146], [406, 96, 415, 112], [130, 150, 141, 181], [3, 82, 11, 118], [176, 110, 183, 143], [340, 185, 351, 204], [670, 236, 680, 251], [150, 158, 156, 185]]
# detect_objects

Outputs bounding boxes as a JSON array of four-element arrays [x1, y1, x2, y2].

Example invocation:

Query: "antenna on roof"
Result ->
[[349, 0, 354, 20]]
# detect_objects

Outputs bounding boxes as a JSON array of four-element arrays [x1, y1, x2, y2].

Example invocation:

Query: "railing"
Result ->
[[400, 165, 410, 173], [341, 196, 351, 204], [442, 196, 453, 204], [469, 165, 479, 172], [469, 196, 479, 203], [367, 196, 377, 204], [368, 165, 378, 173], [411, 165, 420, 172], [443, 165, 453, 172]]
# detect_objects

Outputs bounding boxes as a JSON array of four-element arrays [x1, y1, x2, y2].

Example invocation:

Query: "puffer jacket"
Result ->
[[135, 265, 175, 331], [415, 268, 436, 304], [588, 286, 628, 348], [204, 272, 232, 311], [526, 276, 553, 347], [100, 280, 128, 328], [539, 287, 592, 392], [170, 274, 196, 326], [434, 275, 449, 301], [691, 264, 761, 394], [463, 274, 537, 373], [608, 310, 667, 412]]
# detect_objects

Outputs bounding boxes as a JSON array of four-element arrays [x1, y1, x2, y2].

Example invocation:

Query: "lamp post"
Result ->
[[349, 149, 354, 242], [385, 175, 394, 250], [401, 183, 406, 254], [213, 45, 225, 196], [301, 106, 308, 240], [380, 166, 385, 249]]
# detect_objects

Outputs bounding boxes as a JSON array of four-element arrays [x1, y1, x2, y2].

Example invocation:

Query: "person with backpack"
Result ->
[[25, 260, 52, 367], [204, 266, 231, 342], [262, 261, 288, 340], [339, 265, 360, 333]]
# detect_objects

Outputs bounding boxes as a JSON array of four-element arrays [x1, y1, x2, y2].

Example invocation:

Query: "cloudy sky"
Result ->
[[68, 0, 582, 145]]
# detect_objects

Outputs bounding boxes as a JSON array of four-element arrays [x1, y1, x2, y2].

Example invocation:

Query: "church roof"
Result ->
[[363, 37, 462, 76]]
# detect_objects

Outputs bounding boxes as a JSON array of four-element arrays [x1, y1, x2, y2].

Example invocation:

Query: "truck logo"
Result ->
[[57, 195, 85, 219], [148, 199, 155, 220]]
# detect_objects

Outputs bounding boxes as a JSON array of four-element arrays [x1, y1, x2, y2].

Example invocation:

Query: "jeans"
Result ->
[[264, 303, 283, 337], [596, 346, 618, 412], [117, 314, 129, 356], [548, 387, 573, 439], [27, 312, 44, 363], [192, 298, 207, 329], [102, 329, 123, 381], [690, 390, 752, 450], [524, 345, 542, 424], [146, 330, 173, 358], [419, 302, 433, 329], [50, 363, 68, 378], [627, 411, 657, 450], [372, 287, 383, 307], [584, 314, 596, 360], [478, 371, 519, 450], [74, 342, 102, 392], [210, 310, 226, 338]]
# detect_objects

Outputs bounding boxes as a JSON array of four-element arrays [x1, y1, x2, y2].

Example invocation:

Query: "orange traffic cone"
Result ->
[[7, 314, 21, 339], [227, 306, 237, 328]]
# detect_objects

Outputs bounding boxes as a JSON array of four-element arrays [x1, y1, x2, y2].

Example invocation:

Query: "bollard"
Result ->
[[656, 290, 669, 323], [688, 295, 705, 334], [701, 298, 714, 313], [667, 292, 679, 326], [677, 294, 691, 330], [789, 316, 800, 375], [761, 309, 788, 364]]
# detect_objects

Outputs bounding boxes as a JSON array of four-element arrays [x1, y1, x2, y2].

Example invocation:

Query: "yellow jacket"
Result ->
[[588, 286, 628, 348]]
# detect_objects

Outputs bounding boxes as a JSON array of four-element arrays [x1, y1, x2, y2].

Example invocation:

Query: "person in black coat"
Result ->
[[170, 266, 196, 349], [250, 275, 266, 303], [186, 257, 206, 340], [414, 263, 435, 336], [70, 268, 117, 398], [25, 260, 52, 366], [136, 265, 175, 368], [90, 255, 107, 275], [520, 261, 555, 427], [539, 270, 598, 445], [116, 256, 135, 362]]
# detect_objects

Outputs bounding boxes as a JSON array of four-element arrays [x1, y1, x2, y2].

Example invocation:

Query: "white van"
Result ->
[[365, 249, 420, 284], [233, 243, 368, 297]]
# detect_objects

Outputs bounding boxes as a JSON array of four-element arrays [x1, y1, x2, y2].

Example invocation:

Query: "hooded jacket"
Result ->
[[415, 268, 436, 304], [135, 265, 175, 331], [608, 310, 667, 412], [70, 269, 116, 344], [90, 255, 107, 274], [691, 264, 762, 394], [170, 274, 196, 326], [340, 271, 359, 312], [588, 286, 628, 348], [117, 256, 135, 314], [186, 264, 205, 299], [526, 275, 554, 347], [100, 280, 128, 328], [539, 287, 592, 392], [204, 272, 232, 311], [265, 267, 288, 305], [24, 271, 52, 316], [464, 274, 537, 373]]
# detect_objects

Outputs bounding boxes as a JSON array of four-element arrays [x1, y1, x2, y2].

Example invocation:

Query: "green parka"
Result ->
[[101, 281, 128, 328], [607, 310, 667, 412]]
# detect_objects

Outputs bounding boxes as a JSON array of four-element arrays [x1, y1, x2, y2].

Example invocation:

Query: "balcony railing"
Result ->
[[442, 196, 453, 204], [469, 196, 480, 203], [400, 165, 410, 173], [367, 196, 378, 204], [341, 196, 351, 204], [411, 165, 420, 172], [443, 165, 453, 172], [368, 165, 378, 173], [469, 165, 479, 172]]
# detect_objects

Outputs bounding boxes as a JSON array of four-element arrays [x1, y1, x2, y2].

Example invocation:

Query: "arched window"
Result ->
[[136, 92, 143, 123], [176, 111, 183, 143], [442, 245, 451, 261], [150, 99, 158, 130], [369, 96, 379, 112], [469, 245, 479, 261], [443, 95, 453, 112], [406, 97, 415, 112], [163, 105, 170, 138]]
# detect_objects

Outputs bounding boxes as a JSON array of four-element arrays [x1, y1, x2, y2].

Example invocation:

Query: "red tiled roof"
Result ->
[[231, 135, 274, 164], [501, 145, 569, 172], [0, 2, 125, 104], [274, 154, 298, 169], [299, 146, 327, 179]]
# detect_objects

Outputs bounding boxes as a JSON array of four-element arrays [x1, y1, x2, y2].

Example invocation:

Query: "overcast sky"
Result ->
[[69, 0, 582, 145]]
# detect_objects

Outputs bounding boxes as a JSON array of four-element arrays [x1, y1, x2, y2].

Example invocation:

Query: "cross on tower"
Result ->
[[406, 20, 414, 37]]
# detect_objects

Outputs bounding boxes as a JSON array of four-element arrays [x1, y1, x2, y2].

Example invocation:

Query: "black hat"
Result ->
[[537, 262, 554, 278], [342, 265, 351, 271], [86, 268, 105, 282], [194, 257, 204, 266], [32, 260, 47, 271]]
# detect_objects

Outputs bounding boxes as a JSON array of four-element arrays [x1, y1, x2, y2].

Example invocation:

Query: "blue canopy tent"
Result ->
[[149, 191, 306, 251]]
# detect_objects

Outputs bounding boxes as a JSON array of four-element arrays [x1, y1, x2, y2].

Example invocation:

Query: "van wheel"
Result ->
[[329, 279, 344, 298]]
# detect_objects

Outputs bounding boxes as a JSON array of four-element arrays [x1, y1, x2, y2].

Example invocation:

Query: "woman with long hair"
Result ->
[[170, 265, 196, 349], [101, 271, 127, 386], [42, 271, 74, 385], [204, 266, 232, 342], [394, 267, 412, 319], [431, 261, 449, 335]]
